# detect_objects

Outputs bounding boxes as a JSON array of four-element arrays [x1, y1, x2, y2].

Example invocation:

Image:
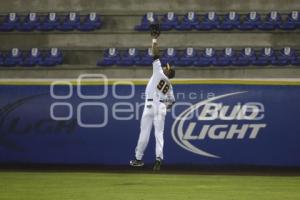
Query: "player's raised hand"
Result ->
[[150, 23, 160, 39]]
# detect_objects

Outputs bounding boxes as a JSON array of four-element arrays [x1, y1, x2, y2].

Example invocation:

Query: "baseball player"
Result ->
[[130, 24, 175, 171]]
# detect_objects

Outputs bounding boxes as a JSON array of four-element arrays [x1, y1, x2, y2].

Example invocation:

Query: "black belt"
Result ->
[[147, 99, 164, 103]]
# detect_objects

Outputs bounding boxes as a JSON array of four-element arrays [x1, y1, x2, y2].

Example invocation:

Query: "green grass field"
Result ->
[[1, 171, 300, 200]]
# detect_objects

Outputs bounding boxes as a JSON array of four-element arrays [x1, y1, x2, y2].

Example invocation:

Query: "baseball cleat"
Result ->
[[153, 158, 162, 172], [130, 159, 144, 167]]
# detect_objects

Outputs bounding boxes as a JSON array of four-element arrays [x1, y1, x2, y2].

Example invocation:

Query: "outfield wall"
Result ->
[[0, 78, 300, 166]]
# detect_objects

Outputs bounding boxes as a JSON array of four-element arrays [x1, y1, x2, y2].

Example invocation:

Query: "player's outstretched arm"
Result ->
[[152, 39, 160, 60], [150, 23, 160, 60]]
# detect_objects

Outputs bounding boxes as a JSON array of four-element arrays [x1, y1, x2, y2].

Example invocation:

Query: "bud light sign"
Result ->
[[0, 78, 300, 166], [172, 91, 266, 158]]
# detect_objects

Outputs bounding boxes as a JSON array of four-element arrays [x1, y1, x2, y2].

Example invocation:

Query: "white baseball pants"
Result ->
[[135, 101, 167, 160]]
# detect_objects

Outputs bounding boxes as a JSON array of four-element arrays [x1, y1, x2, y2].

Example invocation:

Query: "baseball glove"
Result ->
[[150, 23, 160, 38]]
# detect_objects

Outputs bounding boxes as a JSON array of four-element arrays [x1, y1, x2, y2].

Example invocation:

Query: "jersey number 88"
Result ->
[[157, 80, 170, 94]]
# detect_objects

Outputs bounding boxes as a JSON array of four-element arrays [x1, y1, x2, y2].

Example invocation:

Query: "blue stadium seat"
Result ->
[[176, 12, 200, 30], [237, 12, 261, 30], [254, 47, 276, 66], [160, 12, 180, 30], [212, 48, 236, 66], [175, 47, 197, 66], [257, 11, 281, 30], [160, 48, 178, 65], [38, 13, 60, 31], [291, 50, 300, 65], [57, 12, 80, 31], [232, 48, 256, 66], [195, 12, 220, 30], [18, 12, 40, 31], [279, 11, 299, 30], [136, 48, 153, 66], [97, 48, 120, 66], [135, 12, 159, 31], [218, 12, 240, 30], [117, 48, 140, 66], [21, 48, 42, 67], [194, 48, 216, 66], [0, 13, 20, 31], [273, 47, 296, 66], [4, 48, 23, 66], [40, 48, 63, 66], [77, 12, 101, 31]]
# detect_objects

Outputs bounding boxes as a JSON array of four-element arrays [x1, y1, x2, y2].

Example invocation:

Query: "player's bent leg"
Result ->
[[153, 103, 166, 171], [153, 103, 167, 160], [133, 105, 154, 164]]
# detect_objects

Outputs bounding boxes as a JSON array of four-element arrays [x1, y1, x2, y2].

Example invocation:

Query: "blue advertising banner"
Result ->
[[0, 78, 300, 166]]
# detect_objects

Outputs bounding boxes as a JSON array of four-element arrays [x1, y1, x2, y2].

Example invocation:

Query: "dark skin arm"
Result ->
[[152, 39, 160, 60], [152, 39, 170, 77]]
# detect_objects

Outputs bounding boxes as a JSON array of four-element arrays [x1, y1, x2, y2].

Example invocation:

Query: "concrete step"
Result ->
[[0, 64, 299, 79], [1, 0, 300, 13], [0, 32, 299, 50]]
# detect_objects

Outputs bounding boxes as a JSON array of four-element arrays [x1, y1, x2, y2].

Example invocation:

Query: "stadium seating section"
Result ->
[[0, 12, 101, 31], [98, 47, 300, 67], [0, 10, 299, 68], [0, 48, 63, 66], [135, 11, 300, 31]]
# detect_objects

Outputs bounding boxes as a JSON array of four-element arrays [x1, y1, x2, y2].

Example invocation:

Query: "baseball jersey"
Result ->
[[145, 59, 175, 102]]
